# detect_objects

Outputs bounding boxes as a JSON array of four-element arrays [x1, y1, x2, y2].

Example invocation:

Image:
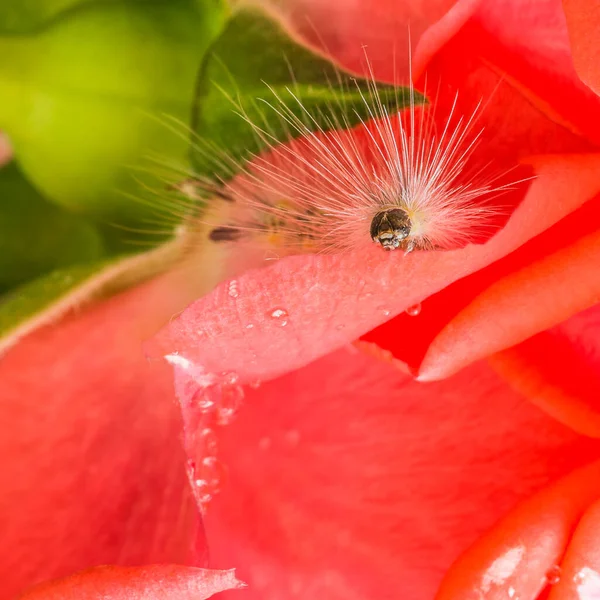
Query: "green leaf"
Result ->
[[0, 231, 192, 353], [0, 0, 226, 226], [0, 162, 104, 289], [192, 5, 417, 180]]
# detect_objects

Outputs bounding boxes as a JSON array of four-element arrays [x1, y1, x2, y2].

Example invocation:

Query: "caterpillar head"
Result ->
[[370, 208, 412, 251]]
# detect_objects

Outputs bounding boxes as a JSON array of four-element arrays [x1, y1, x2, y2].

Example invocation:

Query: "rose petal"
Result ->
[[488, 305, 600, 438], [152, 153, 600, 385], [0, 261, 215, 598], [281, 0, 481, 82], [563, 0, 600, 96], [196, 347, 599, 599], [465, 0, 600, 145], [417, 193, 600, 381], [435, 460, 600, 600], [289, 0, 600, 154], [547, 499, 600, 599], [17, 566, 244, 600]]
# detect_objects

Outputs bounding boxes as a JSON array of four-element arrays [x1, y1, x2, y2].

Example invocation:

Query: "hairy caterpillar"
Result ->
[[156, 57, 519, 260]]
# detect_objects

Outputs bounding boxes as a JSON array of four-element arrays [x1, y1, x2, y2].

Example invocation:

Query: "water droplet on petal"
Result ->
[[191, 456, 227, 506], [216, 385, 244, 425], [377, 305, 391, 317], [228, 280, 239, 298], [269, 307, 289, 326], [245, 323, 254, 329], [507, 586, 518, 599], [574, 567, 600, 598], [198, 427, 218, 456], [193, 384, 220, 412], [545, 565, 562, 585], [405, 302, 422, 316]]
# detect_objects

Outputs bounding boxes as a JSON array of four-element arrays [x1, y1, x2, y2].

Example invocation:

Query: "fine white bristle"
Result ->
[[170, 54, 519, 258]]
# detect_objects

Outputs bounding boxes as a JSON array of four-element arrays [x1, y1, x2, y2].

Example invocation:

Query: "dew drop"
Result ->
[[507, 586, 518, 599], [245, 323, 254, 329], [192, 384, 220, 412], [545, 565, 562, 585], [192, 456, 226, 506], [574, 567, 600, 597], [228, 280, 239, 298], [216, 385, 244, 425], [405, 302, 422, 317], [377, 305, 391, 317], [269, 307, 289, 326], [198, 427, 218, 456]]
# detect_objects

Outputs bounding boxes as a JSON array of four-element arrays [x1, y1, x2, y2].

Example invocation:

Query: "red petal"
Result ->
[[436, 460, 600, 600], [363, 152, 600, 375], [17, 566, 244, 600], [547, 500, 600, 599], [196, 347, 600, 599], [0, 266, 212, 599], [464, 0, 600, 145], [416, 197, 600, 380], [563, 0, 600, 96], [283, 0, 481, 81], [152, 153, 600, 385], [487, 306, 600, 438]]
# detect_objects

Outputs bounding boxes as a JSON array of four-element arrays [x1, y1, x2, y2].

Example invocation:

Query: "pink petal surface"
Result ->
[[17, 566, 244, 600], [563, 0, 600, 96], [547, 499, 600, 600], [417, 193, 600, 381], [196, 345, 600, 599], [436, 460, 600, 600], [0, 263, 216, 599], [155, 0, 600, 385], [464, 0, 600, 145], [488, 305, 600, 438], [152, 153, 600, 386], [283, 0, 481, 81], [361, 158, 600, 373]]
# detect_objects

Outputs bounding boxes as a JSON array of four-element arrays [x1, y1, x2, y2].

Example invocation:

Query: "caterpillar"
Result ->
[[161, 57, 519, 260]]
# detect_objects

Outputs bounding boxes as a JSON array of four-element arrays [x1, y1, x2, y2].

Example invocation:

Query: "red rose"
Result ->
[[4, 0, 600, 599]]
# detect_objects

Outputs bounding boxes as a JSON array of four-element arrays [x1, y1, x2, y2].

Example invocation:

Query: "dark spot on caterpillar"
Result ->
[[209, 226, 242, 242], [210, 186, 235, 202], [370, 208, 412, 250]]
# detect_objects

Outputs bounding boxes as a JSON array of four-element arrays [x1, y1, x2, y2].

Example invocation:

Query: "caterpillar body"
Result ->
[[164, 60, 517, 259]]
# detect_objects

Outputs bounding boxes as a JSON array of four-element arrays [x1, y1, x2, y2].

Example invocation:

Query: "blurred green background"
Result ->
[[0, 0, 226, 293], [0, 0, 405, 341]]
